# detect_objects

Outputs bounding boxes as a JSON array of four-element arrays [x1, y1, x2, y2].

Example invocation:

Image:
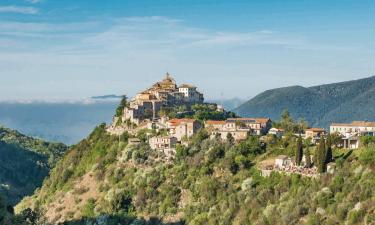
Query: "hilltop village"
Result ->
[[11, 74, 375, 225], [107, 73, 375, 175]]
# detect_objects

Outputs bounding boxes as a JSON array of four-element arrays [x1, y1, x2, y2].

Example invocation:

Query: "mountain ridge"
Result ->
[[234, 75, 375, 127]]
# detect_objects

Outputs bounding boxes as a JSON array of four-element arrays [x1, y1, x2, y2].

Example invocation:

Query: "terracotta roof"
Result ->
[[331, 121, 375, 127], [205, 120, 226, 125], [168, 118, 197, 126], [226, 117, 270, 124], [306, 128, 326, 132]]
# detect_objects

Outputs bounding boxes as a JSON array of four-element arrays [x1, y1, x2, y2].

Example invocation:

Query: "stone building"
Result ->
[[149, 136, 177, 150], [205, 117, 272, 141], [305, 128, 326, 140], [225, 118, 272, 135], [167, 118, 201, 141], [122, 73, 204, 125]]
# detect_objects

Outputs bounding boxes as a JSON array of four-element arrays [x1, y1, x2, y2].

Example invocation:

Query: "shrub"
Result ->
[[358, 149, 375, 166]]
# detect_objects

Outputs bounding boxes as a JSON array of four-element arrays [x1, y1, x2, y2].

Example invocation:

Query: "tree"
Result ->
[[0, 195, 6, 223], [280, 109, 295, 132], [325, 135, 333, 164], [295, 136, 303, 166], [316, 137, 327, 173], [115, 95, 128, 117], [214, 132, 221, 141], [296, 118, 308, 134], [304, 147, 312, 168], [226, 133, 234, 144]]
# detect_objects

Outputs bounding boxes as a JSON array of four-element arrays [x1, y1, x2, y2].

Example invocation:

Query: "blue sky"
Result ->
[[1, 0, 375, 101]]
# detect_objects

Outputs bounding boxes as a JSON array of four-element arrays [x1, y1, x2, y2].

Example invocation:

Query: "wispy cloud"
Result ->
[[0, 6, 38, 14], [83, 16, 301, 52], [1, 16, 368, 101], [25, 0, 43, 4]]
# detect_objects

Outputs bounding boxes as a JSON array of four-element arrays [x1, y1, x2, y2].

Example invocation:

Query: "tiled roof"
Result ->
[[168, 118, 197, 125], [205, 120, 226, 125], [306, 128, 326, 132], [331, 121, 375, 127], [226, 117, 270, 124]]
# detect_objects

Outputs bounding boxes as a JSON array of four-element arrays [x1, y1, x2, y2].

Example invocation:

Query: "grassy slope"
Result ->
[[16, 125, 375, 225]]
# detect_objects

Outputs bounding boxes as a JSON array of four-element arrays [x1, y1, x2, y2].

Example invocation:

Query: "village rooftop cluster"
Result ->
[[107, 73, 375, 170]]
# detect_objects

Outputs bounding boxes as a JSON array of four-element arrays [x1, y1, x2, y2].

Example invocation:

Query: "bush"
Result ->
[[82, 198, 96, 218], [358, 149, 375, 166]]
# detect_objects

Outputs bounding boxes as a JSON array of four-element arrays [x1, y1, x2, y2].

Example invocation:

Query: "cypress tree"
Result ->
[[295, 136, 303, 166], [317, 137, 327, 173], [325, 135, 333, 164], [304, 147, 312, 168]]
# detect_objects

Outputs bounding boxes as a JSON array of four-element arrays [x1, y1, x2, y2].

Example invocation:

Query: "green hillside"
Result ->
[[234, 76, 375, 127], [0, 126, 67, 206], [15, 122, 375, 225]]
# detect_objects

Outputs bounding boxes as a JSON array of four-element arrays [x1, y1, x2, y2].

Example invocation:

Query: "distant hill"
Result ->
[[234, 76, 375, 128], [0, 126, 67, 205]]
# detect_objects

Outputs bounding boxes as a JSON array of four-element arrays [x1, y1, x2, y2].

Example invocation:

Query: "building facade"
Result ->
[[330, 121, 375, 149], [305, 128, 326, 139], [149, 136, 177, 150], [167, 118, 202, 141], [330, 121, 375, 136], [122, 73, 204, 124]]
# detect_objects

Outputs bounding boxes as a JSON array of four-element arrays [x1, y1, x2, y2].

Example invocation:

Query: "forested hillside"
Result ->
[[234, 76, 375, 127], [0, 126, 67, 205], [15, 122, 375, 225]]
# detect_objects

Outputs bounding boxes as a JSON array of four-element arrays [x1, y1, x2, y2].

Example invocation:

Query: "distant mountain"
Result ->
[[0, 126, 67, 205], [234, 76, 375, 128]]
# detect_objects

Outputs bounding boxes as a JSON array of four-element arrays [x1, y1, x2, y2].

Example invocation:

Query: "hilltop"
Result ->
[[0, 126, 67, 205], [234, 76, 375, 128], [13, 75, 375, 225], [14, 122, 375, 225]]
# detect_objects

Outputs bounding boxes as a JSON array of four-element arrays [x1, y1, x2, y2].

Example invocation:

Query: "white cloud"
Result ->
[[1, 16, 370, 100], [0, 6, 38, 14], [25, 0, 43, 4]]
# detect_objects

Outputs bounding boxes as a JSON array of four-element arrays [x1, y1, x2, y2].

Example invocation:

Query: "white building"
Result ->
[[330, 121, 375, 137], [268, 128, 285, 138], [330, 121, 375, 149]]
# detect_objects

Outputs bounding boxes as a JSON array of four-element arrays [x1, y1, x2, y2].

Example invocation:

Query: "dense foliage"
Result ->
[[164, 103, 237, 121], [0, 126, 67, 166], [15, 121, 375, 225], [0, 127, 67, 206], [235, 76, 375, 128]]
